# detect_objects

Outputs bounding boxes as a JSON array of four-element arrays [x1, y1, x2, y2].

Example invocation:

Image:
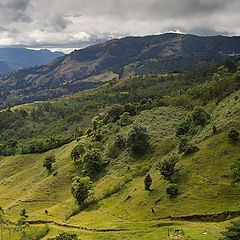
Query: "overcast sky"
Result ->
[[0, 0, 239, 53]]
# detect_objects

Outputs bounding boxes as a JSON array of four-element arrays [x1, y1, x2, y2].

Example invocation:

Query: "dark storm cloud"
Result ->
[[0, 0, 239, 52]]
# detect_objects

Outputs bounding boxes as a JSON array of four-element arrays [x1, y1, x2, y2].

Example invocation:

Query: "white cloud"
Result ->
[[0, 0, 239, 51]]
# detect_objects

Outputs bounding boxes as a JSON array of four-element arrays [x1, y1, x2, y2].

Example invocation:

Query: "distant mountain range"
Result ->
[[0, 48, 64, 74], [1, 33, 240, 106]]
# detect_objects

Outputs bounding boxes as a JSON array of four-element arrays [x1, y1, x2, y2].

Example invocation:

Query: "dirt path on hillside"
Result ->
[[26, 210, 240, 232], [26, 220, 129, 232]]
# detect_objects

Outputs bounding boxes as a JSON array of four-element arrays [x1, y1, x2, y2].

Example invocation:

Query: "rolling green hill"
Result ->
[[0, 61, 240, 239], [1, 33, 240, 106]]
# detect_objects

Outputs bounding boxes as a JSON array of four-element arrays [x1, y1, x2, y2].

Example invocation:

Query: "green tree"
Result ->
[[191, 106, 210, 127], [43, 154, 56, 172], [82, 149, 106, 176], [20, 208, 26, 216], [127, 126, 150, 154], [47, 232, 78, 240], [219, 220, 240, 240], [71, 176, 92, 205], [157, 153, 179, 182], [228, 128, 239, 141], [0, 206, 3, 223], [115, 135, 125, 149], [91, 116, 101, 130], [118, 112, 132, 126], [166, 184, 178, 197], [179, 138, 199, 155], [176, 119, 191, 136], [230, 158, 240, 184], [70, 144, 85, 161], [105, 104, 124, 123], [144, 174, 152, 191]]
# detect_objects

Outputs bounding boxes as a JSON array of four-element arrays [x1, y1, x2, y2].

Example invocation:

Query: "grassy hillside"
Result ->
[[1, 33, 240, 106], [0, 88, 240, 239], [0, 61, 240, 239], [0, 63, 224, 156]]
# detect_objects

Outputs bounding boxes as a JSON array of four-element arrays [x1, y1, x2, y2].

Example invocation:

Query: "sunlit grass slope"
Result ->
[[0, 92, 240, 239]]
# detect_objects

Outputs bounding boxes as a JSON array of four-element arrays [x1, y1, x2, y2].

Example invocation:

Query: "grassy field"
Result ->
[[0, 91, 240, 239]]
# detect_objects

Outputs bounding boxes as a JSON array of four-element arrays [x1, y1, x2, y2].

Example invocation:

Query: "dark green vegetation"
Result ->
[[0, 48, 64, 74], [1, 33, 240, 106], [43, 154, 56, 172], [0, 57, 239, 239], [48, 232, 78, 240], [1, 59, 239, 156], [144, 174, 152, 191], [230, 158, 240, 184], [219, 220, 240, 240], [71, 176, 93, 205]]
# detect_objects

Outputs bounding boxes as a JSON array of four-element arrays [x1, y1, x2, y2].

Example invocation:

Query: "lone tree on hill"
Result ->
[[157, 153, 179, 182], [144, 174, 152, 191], [127, 126, 150, 154], [20, 208, 26, 217], [230, 158, 240, 184], [228, 128, 239, 141], [70, 144, 85, 161], [43, 154, 56, 172], [71, 176, 92, 205], [82, 149, 106, 176]]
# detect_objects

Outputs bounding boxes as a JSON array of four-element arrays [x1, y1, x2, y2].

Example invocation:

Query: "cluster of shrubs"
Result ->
[[47, 232, 78, 240], [178, 137, 199, 155], [0, 134, 75, 156], [157, 153, 180, 197], [176, 107, 210, 137]]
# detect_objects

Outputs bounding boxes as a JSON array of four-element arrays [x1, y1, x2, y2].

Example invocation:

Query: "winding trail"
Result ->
[[26, 220, 129, 232], [26, 210, 240, 233]]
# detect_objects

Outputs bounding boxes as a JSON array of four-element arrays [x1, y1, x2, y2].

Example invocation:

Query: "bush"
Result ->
[[114, 135, 125, 149], [176, 107, 210, 136], [43, 154, 56, 172], [20, 208, 26, 216], [47, 232, 78, 240], [166, 184, 178, 197], [228, 128, 239, 141], [191, 107, 210, 126], [230, 158, 240, 184], [71, 176, 92, 205], [157, 153, 179, 182], [176, 119, 190, 136], [219, 220, 240, 240], [179, 138, 199, 155], [144, 174, 152, 191], [118, 112, 132, 126], [70, 144, 86, 161], [104, 104, 124, 123], [91, 116, 101, 130], [82, 149, 107, 176], [213, 125, 217, 134], [127, 126, 150, 154]]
